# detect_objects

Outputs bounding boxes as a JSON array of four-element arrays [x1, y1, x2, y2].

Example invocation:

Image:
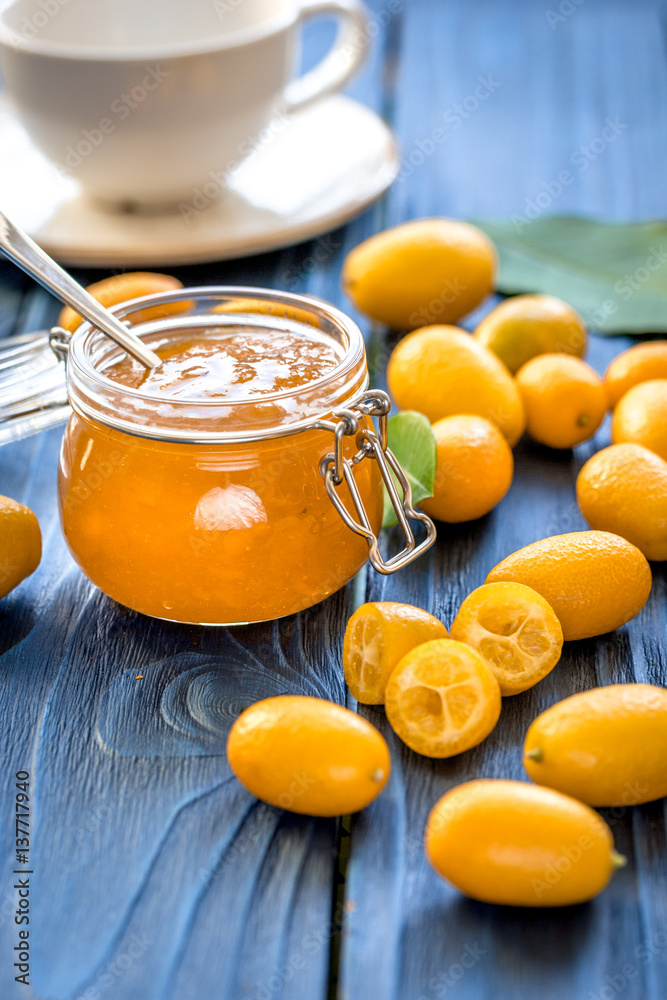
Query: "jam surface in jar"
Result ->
[[106, 328, 342, 399], [59, 324, 382, 625]]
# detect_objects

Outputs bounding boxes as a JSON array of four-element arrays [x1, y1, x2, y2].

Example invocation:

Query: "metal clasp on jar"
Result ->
[[319, 390, 437, 574]]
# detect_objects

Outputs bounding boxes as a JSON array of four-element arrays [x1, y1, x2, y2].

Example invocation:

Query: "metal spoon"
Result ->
[[0, 210, 161, 369]]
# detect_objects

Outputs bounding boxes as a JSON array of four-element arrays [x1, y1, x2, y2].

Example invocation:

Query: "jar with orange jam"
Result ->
[[53, 288, 436, 625]]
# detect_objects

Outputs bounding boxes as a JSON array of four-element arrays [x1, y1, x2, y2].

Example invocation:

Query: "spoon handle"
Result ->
[[0, 211, 161, 369]]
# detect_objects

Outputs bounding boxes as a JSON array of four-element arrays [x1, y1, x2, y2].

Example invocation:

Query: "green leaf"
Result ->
[[382, 411, 437, 529], [469, 216, 667, 334]]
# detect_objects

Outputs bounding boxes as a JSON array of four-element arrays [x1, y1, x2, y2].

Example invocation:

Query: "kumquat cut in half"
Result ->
[[449, 582, 564, 695], [384, 639, 501, 758], [343, 601, 448, 705]]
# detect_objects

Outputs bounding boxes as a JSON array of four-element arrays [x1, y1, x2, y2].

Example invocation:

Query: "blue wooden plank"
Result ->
[[384, 0, 667, 223], [339, 1, 667, 998]]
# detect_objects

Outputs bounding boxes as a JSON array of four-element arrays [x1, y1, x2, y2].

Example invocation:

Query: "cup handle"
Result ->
[[284, 0, 369, 114]]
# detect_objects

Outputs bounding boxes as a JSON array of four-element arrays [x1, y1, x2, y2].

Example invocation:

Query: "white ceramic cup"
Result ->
[[0, 0, 369, 207]]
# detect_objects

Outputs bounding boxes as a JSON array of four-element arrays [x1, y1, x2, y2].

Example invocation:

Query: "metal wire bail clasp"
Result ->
[[49, 326, 72, 362], [319, 390, 437, 574]]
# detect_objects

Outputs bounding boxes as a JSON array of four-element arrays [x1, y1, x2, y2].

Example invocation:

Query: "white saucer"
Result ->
[[0, 95, 399, 267]]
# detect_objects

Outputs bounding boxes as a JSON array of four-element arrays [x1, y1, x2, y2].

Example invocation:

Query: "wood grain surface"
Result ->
[[1, 1, 667, 998]]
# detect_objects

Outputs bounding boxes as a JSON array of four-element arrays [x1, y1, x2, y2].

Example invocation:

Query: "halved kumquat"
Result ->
[[384, 639, 501, 758], [343, 602, 448, 705], [450, 582, 563, 695]]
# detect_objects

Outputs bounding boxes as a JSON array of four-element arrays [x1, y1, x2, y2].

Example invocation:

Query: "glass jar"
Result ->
[[3, 287, 435, 625]]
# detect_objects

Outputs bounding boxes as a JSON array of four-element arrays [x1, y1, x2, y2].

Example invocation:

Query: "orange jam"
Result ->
[[58, 313, 382, 625], [107, 330, 341, 399]]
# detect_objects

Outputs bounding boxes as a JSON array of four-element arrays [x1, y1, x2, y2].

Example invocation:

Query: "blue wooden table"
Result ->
[[1, 2, 667, 998]]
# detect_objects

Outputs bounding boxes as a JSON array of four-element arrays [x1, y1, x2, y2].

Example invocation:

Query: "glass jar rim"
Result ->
[[67, 285, 369, 444]]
